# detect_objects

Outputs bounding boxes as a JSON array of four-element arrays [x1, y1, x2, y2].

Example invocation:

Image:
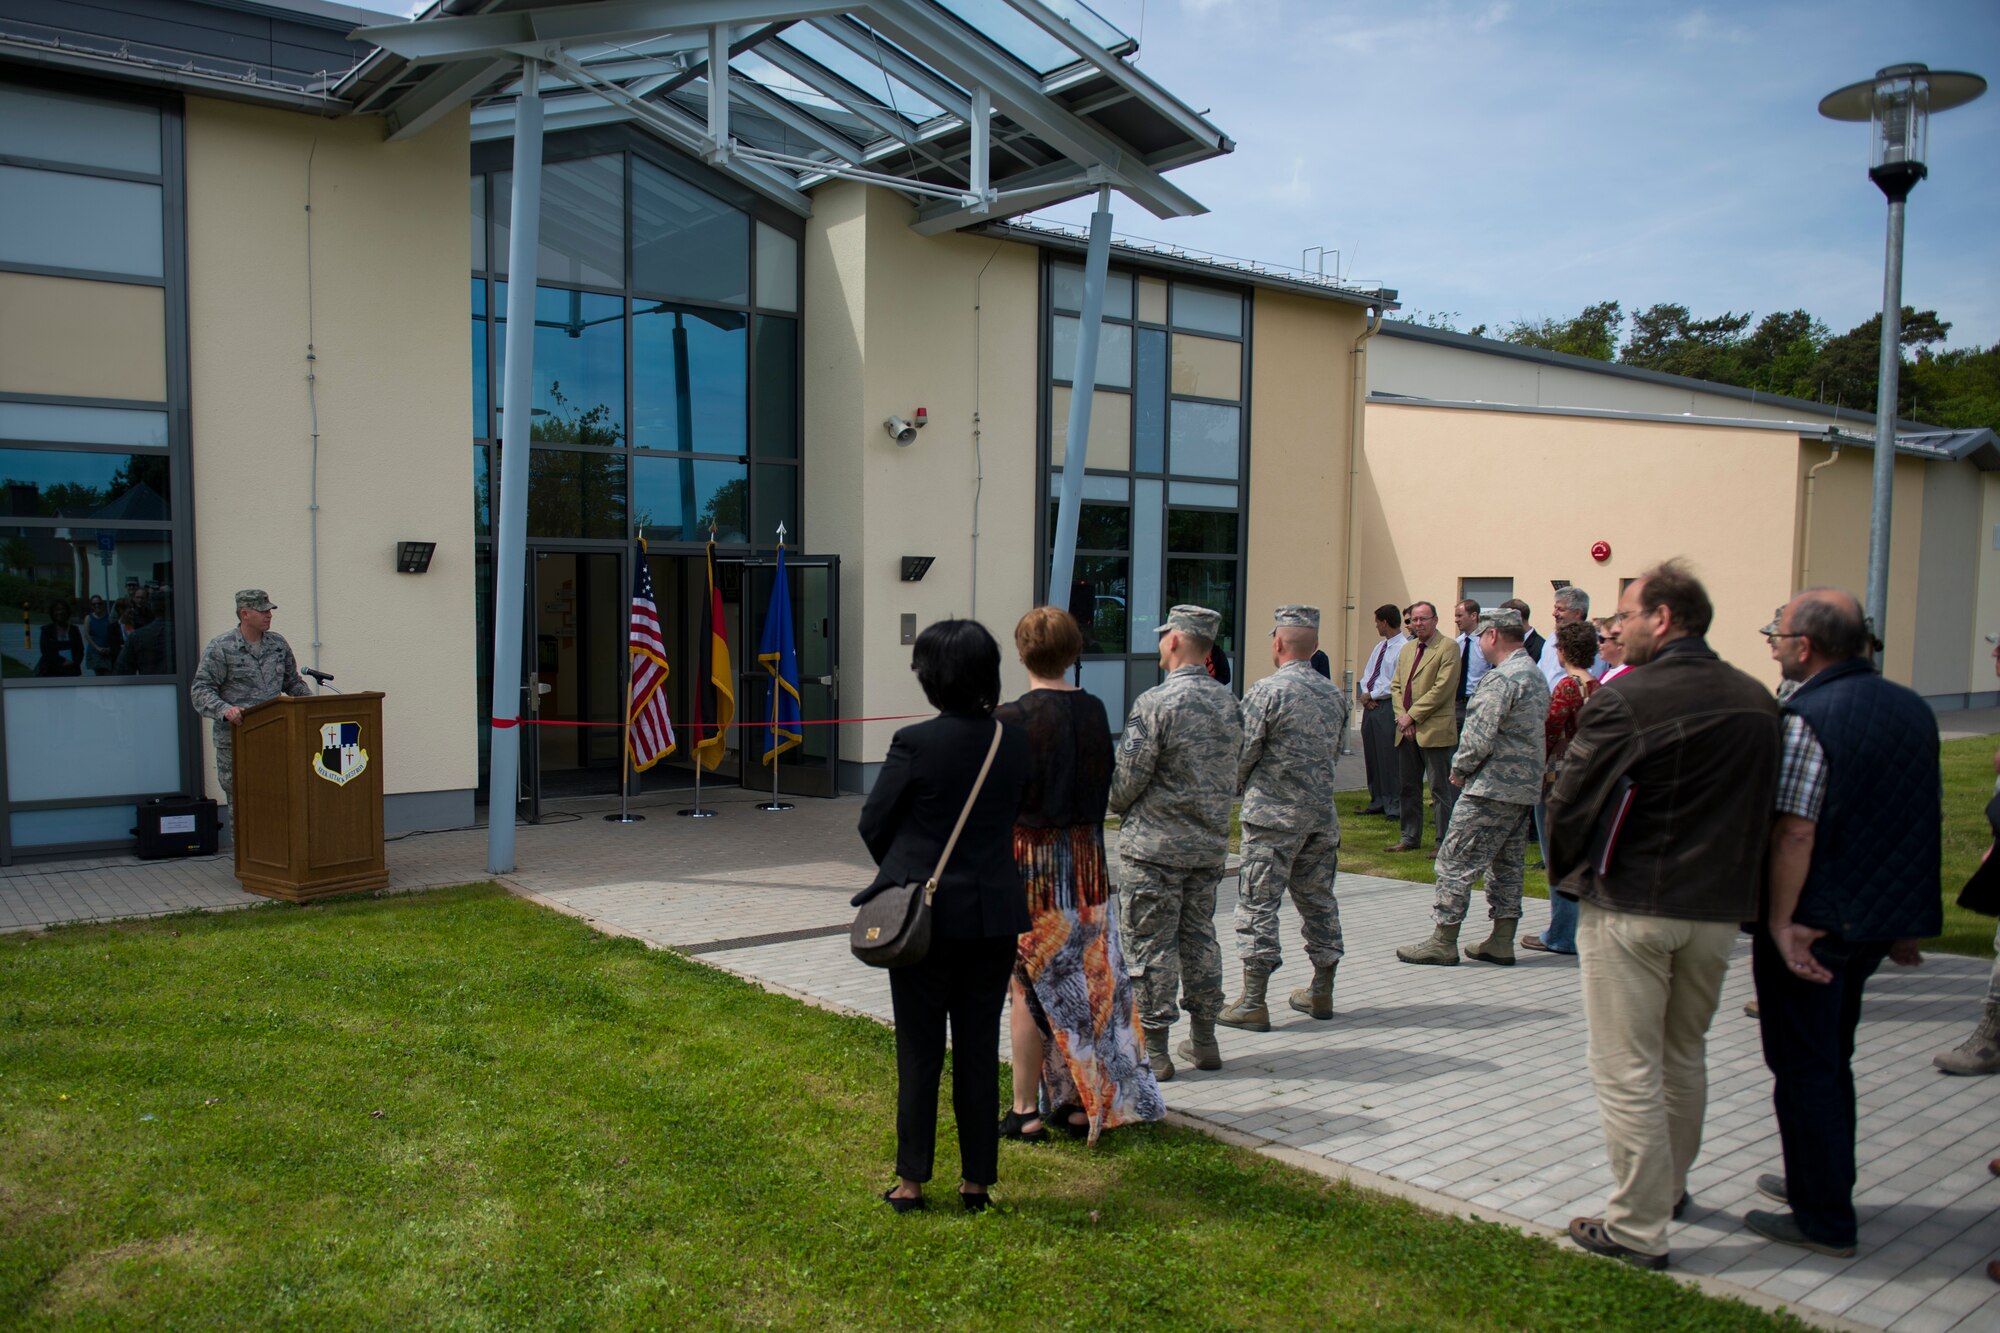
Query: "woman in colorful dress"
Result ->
[[997, 607, 1165, 1144]]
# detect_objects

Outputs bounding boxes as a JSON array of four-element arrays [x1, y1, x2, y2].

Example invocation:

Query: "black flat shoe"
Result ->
[[960, 1190, 990, 1214], [1049, 1103, 1091, 1139], [882, 1187, 926, 1214], [999, 1109, 1048, 1142]]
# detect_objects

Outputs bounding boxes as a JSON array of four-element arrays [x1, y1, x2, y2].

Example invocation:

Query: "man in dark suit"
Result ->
[[1502, 598, 1545, 665]]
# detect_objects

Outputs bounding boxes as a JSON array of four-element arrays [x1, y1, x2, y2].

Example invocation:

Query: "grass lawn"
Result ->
[[0, 885, 1804, 1331], [1328, 734, 1998, 960]]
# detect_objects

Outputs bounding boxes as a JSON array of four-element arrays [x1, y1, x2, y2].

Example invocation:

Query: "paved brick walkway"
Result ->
[[4, 786, 1996, 1331]]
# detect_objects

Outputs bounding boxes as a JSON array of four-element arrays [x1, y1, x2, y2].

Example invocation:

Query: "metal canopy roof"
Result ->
[[342, 0, 1231, 231]]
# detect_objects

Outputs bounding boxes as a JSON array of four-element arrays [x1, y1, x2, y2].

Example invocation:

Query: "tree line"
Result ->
[[1405, 302, 1998, 433]]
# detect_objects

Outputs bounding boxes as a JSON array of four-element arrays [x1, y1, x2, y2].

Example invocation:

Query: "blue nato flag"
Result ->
[[757, 540, 803, 763]]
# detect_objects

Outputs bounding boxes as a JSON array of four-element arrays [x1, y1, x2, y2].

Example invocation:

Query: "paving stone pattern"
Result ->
[[4, 785, 1995, 1331]]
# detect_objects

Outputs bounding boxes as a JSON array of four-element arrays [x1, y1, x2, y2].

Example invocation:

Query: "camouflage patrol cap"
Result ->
[[1475, 607, 1524, 636], [1157, 604, 1221, 642], [235, 589, 275, 612], [1272, 605, 1320, 632]]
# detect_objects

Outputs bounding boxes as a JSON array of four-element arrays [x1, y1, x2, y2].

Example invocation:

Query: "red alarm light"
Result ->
[[1590, 540, 1612, 563]]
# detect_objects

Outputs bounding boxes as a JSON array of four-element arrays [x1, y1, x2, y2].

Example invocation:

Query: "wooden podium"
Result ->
[[234, 692, 388, 903]]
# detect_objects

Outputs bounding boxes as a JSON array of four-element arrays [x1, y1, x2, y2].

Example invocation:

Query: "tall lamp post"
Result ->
[[1817, 63, 1985, 659]]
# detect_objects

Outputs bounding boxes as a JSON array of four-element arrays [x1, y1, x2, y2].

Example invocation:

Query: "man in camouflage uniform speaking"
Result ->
[[189, 589, 312, 801], [1397, 607, 1550, 967], [1220, 605, 1352, 1031], [1112, 604, 1243, 1082]]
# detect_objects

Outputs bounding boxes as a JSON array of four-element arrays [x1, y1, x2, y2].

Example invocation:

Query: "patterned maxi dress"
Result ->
[[996, 689, 1165, 1141]]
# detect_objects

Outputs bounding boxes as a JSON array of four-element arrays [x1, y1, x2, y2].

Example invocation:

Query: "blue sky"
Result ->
[[1031, 0, 2000, 349]]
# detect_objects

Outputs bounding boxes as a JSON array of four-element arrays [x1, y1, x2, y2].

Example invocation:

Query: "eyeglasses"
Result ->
[[1766, 632, 1808, 641]]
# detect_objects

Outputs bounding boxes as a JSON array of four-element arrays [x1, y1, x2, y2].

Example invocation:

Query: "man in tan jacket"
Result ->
[[1389, 601, 1461, 854]]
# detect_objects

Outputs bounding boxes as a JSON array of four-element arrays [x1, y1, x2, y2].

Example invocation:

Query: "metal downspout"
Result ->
[[1046, 186, 1113, 607], [486, 59, 544, 875], [1341, 305, 1385, 718], [1800, 440, 1843, 589]]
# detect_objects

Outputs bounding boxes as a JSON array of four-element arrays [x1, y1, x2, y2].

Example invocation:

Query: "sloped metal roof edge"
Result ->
[[1368, 393, 1998, 470], [1379, 319, 1937, 434]]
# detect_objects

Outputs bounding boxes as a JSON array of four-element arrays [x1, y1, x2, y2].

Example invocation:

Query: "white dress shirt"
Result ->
[[1455, 631, 1492, 698], [1361, 632, 1406, 700], [1540, 635, 1606, 688]]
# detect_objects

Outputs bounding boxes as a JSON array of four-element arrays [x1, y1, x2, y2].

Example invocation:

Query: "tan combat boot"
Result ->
[[1144, 1026, 1176, 1082], [1935, 1006, 2000, 1076], [1177, 1016, 1222, 1071], [1217, 964, 1272, 1031], [1396, 922, 1461, 966], [1289, 963, 1337, 1019], [1464, 918, 1519, 966]]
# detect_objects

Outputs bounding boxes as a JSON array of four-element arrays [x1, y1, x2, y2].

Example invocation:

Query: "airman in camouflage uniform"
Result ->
[[1398, 607, 1551, 967], [1220, 606, 1351, 1031], [189, 589, 312, 801], [1112, 604, 1243, 1082]]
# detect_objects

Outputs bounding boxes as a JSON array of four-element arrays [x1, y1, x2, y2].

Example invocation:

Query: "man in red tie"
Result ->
[[1387, 602, 1461, 854]]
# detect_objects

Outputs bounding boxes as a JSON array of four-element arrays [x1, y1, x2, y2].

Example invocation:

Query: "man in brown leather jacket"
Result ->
[[1547, 560, 1782, 1271]]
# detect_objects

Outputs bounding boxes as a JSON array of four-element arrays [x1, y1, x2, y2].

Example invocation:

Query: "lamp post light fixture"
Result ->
[[1818, 63, 1985, 660]]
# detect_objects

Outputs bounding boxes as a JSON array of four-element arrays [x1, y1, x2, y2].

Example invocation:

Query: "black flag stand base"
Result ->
[[757, 751, 793, 812], [606, 747, 643, 822], [678, 750, 717, 818]]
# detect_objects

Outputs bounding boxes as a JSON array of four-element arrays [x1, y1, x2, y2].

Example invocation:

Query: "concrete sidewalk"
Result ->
[[4, 787, 1996, 1331]]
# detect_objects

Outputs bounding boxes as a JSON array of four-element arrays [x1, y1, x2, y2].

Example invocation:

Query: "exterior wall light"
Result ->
[[1817, 62, 1985, 659], [900, 556, 935, 582], [395, 541, 437, 574]]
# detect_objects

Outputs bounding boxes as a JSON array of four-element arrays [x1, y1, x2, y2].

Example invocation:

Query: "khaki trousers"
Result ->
[[1577, 900, 1737, 1257]]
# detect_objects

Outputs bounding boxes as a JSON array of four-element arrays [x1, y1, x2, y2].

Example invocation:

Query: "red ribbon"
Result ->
[[489, 713, 928, 730]]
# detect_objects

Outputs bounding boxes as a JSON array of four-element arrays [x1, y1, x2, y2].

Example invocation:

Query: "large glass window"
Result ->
[[633, 302, 747, 453], [474, 142, 801, 557], [0, 77, 191, 855], [1040, 253, 1248, 710]]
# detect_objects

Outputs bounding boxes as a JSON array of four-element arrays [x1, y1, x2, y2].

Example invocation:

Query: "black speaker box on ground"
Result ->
[[133, 796, 220, 860]]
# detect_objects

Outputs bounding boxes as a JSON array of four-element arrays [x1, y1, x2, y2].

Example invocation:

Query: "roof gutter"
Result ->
[[0, 32, 352, 115]]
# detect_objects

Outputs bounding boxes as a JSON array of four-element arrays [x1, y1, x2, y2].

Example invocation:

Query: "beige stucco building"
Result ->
[[0, 0, 1394, 858], [1364, 324, 2000, 707]]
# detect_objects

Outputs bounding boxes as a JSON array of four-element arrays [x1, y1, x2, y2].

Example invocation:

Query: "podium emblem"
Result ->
[[313, 721, 369, 786]]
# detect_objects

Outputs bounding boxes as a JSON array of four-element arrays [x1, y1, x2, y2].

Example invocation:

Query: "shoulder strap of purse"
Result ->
[[926, 720, 1005, 890]]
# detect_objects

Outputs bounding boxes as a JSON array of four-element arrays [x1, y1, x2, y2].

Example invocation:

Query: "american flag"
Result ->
[[626, 546, 676, 771]]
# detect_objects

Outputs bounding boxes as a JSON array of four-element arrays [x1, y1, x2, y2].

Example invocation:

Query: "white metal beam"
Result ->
[[386, 57, 515, 140], [706, 25, 730, 162], [351, 1, 846, 64]]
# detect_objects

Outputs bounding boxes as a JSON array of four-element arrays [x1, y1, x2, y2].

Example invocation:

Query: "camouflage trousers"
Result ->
[[1987, 919, 2000, 1013], [1118, 856, 1225, 1029], [1233, 823, 1344, 970], [1431, 794, 1533, 926], [211, 719, 234, 800]]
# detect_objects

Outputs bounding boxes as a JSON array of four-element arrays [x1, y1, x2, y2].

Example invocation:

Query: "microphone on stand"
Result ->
[[303, 667, 341, 694]]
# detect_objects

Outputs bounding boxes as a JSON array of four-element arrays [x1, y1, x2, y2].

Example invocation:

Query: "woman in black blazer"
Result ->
[[856, 619, 1030, 1214]]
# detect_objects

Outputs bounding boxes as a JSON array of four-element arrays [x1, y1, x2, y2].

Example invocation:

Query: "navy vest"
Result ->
[[1782, 658, 1942, 942]]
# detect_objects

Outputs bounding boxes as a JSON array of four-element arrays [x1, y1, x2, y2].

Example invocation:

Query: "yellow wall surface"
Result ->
[[183, 98, 473, 802], [1796, 446, 1928, 686], [1362, 404, 1802, 684], [1978, 473, 2000, 691], [802, 183, 1040, 767], [1245, 290, 1363, 688]]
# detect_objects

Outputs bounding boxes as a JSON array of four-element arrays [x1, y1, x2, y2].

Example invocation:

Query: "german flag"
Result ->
[[691, 536, 734, 771]]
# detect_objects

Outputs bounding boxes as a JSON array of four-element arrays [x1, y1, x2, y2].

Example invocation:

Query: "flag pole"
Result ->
[[607, 538, 645, 822], [679, 524, 720, 819], [759, 522, 795, 813]]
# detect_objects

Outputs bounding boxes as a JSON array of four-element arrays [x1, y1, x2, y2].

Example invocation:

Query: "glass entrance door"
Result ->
[[525, 548, 626, 816], [728, 554, 840, 799]]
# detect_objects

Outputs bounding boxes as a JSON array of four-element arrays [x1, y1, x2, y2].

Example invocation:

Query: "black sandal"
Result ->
[[959, 1189, 991, 1214], [999, 1109, 1048, 1142], [882, 1187, 926, 1214], [1050, 1103, 1091, 1139]]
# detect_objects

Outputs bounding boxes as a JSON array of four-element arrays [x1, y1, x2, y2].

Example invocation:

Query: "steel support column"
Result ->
[[1047, 186, 1113, 609], [1863, 195, 1905, 662], [487, 59, 544, 874]]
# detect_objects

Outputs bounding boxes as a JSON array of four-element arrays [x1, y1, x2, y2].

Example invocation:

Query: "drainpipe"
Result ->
[[1800, 437, 1844, 589], [1341, 304, 1385, 738]]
